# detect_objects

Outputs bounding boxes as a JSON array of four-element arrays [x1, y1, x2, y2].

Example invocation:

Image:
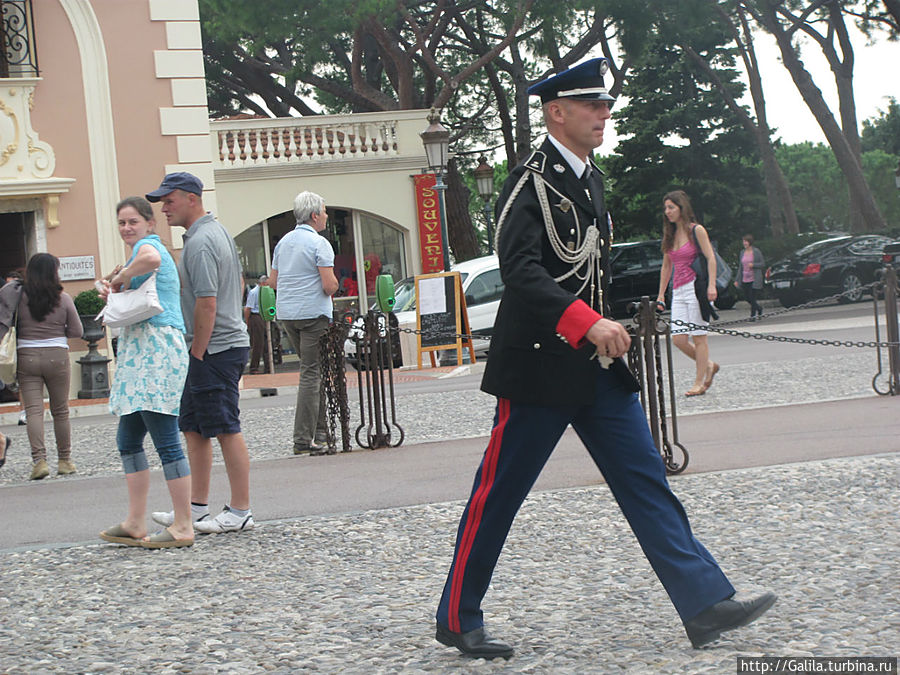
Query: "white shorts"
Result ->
[[671, 283, 707, 336]]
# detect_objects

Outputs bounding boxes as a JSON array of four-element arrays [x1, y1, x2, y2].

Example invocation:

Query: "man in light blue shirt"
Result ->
[[270, 191, 339, 455]]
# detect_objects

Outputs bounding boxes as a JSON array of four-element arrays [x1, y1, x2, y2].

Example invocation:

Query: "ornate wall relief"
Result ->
[[0, 78, 55, 179]]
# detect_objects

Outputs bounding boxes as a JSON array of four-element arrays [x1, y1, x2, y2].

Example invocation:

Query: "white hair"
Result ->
[[293, 191, 325, 224]]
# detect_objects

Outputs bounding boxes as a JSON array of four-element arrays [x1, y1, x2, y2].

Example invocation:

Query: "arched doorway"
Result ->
[[233, 207, 409, 318]]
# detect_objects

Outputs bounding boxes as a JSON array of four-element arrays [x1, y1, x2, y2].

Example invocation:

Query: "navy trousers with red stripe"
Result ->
[[436, 367, 735, 634]]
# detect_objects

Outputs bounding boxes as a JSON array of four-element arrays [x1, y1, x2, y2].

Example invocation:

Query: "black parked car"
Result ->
[[608, 240, 736, 318], [765, 235, 893, 308]]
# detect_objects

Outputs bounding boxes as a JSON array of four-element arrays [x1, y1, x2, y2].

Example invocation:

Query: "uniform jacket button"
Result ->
[[533, 342, 541, 349]]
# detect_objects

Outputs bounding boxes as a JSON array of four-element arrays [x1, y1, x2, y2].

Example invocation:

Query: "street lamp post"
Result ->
[[420, 108, 451, 271], [474, 155, 495, 254]]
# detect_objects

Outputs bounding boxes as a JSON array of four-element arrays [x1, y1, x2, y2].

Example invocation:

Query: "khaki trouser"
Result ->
[[280, 317, 330, 449], [17, 346, 72, 462]]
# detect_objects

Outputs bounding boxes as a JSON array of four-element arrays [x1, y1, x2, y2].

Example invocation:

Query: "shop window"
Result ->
[[354, 213, 407, 307], [234, 222, 267, 280]]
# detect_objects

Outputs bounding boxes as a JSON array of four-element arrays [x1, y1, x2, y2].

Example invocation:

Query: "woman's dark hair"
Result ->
[[661, 190, 697, 253], [24, 253, 62, 322], [743, 234, 754, 246]]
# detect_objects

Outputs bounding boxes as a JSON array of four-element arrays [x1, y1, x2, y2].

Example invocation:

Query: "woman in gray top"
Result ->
[[736, 234, 765, 319], [15, 254, 83, 479]]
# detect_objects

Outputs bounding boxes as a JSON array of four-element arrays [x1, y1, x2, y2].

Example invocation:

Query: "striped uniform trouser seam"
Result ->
[[447, 398, 510, 633]]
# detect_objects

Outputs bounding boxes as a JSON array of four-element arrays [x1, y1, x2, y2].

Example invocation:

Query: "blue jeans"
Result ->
[[117, 411, 190, 480]]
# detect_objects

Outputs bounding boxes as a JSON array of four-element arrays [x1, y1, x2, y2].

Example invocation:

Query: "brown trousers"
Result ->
[[247, 313, 271, 373], [17, 347, 73, 462]]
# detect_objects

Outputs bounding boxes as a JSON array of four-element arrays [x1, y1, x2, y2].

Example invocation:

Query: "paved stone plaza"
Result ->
[[0, 454, 897, 672], [1, 347, 898, 672]]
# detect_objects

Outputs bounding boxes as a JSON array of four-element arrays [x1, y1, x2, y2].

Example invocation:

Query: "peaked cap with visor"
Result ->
[[527, 57, 615, 106]]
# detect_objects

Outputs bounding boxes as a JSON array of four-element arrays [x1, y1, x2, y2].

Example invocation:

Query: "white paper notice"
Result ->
[[419, 277, 447, 315]]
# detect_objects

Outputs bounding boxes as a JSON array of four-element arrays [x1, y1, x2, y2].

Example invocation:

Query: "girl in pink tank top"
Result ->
[[669, 239, 699, 289], [655, 190, 720, 397]]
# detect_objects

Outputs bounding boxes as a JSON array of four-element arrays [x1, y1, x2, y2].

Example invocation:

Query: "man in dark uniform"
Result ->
[[434, 58, 775, 659]]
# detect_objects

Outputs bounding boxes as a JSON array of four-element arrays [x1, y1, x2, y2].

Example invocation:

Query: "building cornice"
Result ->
[[214, 155, 429, 183]]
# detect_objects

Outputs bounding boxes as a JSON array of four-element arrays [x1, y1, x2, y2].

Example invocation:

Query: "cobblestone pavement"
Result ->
[[1, 337, 897, 672], [0, 454, 897, 673]]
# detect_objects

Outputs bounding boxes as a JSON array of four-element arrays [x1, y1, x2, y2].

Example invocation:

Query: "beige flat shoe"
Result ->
[[141, 528, 194, 549], [99, 523, 145, 547], [685, 385, 707, 397]]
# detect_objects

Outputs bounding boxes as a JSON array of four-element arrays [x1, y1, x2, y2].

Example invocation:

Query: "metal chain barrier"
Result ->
[[350, 311, 405, 449], [669, 318, 900, 349], [396, 278, 900, 349], [871, 265, 900, 395], [348, 266, 899, 461], [626, 298, 689, 474], [700, 282, 880, 329], [320, 319, 353, 453]]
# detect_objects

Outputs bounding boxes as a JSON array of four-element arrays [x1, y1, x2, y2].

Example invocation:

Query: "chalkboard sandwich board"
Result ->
[[414, 271, 475, 368]]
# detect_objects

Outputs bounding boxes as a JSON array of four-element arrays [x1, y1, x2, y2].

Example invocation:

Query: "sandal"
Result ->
[[99, 523, 145, 547], [704, 362, 720, 389], [142, 527, 194, 549], [685, 385, 707, 397]]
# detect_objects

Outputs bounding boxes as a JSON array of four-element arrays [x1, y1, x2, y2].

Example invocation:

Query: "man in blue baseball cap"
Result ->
[[145, 171, 204, 201], [145, 172, 256, 536], [434, 58, 775, 659]]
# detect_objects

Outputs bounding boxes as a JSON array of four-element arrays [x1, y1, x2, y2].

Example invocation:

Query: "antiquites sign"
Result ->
[[58, 255, 96, 281]]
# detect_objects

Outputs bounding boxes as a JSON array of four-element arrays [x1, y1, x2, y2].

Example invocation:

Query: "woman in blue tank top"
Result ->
[[97, 196, 193, 549]]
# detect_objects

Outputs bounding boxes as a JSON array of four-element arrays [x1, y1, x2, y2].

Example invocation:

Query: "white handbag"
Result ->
[[0, 324, 16, 383], [97, 271, 164, 328]]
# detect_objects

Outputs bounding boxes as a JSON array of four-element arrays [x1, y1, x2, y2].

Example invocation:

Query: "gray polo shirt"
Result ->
[[179, 213, 250, 353]]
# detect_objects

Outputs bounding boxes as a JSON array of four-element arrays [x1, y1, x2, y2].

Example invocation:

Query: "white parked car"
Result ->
[[345, 255, 503, 367]]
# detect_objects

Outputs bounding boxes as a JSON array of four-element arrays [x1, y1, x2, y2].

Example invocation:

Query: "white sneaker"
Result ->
[[151, 509, 210, 527], [193, 506, 255, 534]]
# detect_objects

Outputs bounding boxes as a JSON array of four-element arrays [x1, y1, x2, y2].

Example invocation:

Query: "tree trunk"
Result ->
[[510, 44, 533, 164], [445, 159, 480, 263], [824, 4, 864, 231], [681, 37, 799, 237], [756, 3, 887, 233]]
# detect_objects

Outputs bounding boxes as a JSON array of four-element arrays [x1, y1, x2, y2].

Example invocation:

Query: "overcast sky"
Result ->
[[601, 24, 898, 155]]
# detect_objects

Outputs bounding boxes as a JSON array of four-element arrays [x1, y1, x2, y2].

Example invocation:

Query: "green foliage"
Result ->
[[460, 157, 510, 255], [775, 142, 900, 231], [602, 35, 766, 247], [861, 149, 900, 229], [861, 98, 900, 156], [73, 289, 104, 316]]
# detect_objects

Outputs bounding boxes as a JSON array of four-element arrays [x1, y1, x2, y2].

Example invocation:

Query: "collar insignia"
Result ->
[[553, 163, 565, 173], [524, 151, 546, 173]]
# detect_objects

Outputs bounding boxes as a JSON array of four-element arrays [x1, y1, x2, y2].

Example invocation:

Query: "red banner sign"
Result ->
[[413, 173, 445, 274]]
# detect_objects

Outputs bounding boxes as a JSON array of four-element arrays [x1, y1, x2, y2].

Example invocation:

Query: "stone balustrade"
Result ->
[[210, 109, 429, 171]]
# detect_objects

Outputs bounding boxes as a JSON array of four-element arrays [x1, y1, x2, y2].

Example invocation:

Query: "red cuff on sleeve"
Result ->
[[556, 300, 602, 349]]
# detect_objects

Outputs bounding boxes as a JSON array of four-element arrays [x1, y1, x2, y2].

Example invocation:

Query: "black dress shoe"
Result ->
[[684, 592, 777, 648], [435, 623, 513, 659]]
